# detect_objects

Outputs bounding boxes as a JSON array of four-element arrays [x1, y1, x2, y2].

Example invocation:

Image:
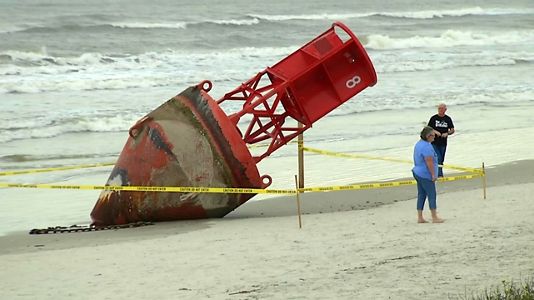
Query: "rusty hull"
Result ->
[[90, 84, 266, 225]]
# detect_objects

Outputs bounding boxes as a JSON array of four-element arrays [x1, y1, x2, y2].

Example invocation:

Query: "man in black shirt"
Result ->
[[427, 103, 455, 177]]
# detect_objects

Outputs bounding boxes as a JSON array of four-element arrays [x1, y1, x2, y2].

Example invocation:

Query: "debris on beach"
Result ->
[[90, 21, 377, 225]]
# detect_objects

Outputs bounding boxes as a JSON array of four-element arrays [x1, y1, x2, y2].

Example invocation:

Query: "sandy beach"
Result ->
[[1, 160, 533, 300]]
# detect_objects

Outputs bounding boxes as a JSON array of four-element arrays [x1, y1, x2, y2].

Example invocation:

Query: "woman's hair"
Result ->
[[420, 126, 434, 141]]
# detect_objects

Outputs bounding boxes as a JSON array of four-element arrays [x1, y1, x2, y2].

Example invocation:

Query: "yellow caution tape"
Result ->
[[302, 146, 483, 174], [0, 182, 296, 194], [0, 162, 115, 177], [303, 146, 412, 164], [0, 172, 482, 194], [300, 180, 415, 192], [0, 145, 483, 195], [298, 173, 483, 193], [434, 173, 484, 182], [440, 163, 484, 174]]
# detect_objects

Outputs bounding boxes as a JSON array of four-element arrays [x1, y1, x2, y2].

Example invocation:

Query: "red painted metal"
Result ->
[[218, 21, 377, 162], [90, 21, 376, 225]]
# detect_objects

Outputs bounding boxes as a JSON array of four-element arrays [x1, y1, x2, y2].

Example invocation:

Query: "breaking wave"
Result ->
[[1, 27, 533, 95], [2, 7, 533, 34], [364, 29, 534, 50], [0, 114, 137, 143], [249, 7, 534, 21], [4, 17, 262, 34]]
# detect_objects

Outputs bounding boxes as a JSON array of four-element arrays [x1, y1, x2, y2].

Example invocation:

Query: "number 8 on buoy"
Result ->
[[346, 75, 361, 89]]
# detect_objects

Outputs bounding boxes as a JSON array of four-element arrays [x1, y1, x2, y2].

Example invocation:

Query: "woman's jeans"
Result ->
[[432, 144, 447, 177], [412, 171, 437, 210]]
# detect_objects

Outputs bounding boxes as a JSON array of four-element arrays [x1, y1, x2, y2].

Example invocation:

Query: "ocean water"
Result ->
[[1, 0, 533, 236]]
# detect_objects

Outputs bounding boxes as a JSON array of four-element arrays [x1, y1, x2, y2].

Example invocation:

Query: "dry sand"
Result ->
[[0, 160, 533, 299]]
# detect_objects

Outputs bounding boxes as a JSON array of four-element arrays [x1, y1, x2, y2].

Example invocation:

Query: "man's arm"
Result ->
[[428, 116, 442, 136], [442, 127, 454, 138], [448, 116, 455, 135]]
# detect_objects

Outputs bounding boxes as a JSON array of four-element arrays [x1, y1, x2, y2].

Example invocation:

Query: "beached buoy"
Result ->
[[90, 21, 377, 225]]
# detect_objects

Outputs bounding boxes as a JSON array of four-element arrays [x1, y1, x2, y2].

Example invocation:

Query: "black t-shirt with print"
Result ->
[[428, 114, 454, 146]]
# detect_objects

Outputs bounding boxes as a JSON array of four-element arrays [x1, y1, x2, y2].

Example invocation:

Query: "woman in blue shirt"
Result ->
[[412, 126, 444, 223]]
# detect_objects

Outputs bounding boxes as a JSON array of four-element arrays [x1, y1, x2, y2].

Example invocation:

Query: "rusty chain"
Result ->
[[29, 221, 154, 234]]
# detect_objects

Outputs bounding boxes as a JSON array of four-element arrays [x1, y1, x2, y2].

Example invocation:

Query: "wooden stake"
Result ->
[[294, 175, 302, 229], [482, 162, 486, 199], [297, 122, 304, 189]]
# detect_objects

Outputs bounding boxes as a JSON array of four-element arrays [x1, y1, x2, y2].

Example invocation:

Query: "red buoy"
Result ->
[[90, 21, 377, 225]]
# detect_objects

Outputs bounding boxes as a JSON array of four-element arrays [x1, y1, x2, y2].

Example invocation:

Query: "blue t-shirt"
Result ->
[[412, 139, 438, 180]]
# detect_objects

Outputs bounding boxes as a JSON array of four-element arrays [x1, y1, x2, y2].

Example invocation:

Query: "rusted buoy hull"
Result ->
[[90, 84, 266, 225]]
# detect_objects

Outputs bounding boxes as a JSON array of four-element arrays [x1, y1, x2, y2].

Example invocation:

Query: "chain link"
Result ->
[[29, 221, 154, 234]]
